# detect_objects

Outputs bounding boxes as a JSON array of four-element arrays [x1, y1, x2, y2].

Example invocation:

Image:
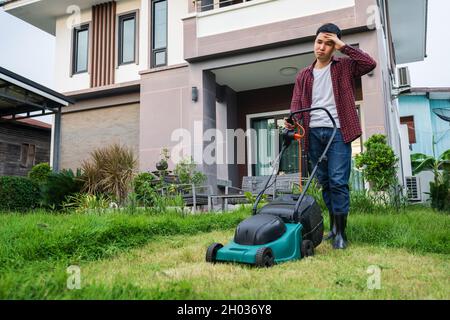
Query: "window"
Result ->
[[118, 13, 137, 65], [219, 0, 249, 8], [151, 0, 167, 68], [400, 116, 416, 144], [72, 24, 89, 74], [199, 0, 251, 11], [200, 0, 214, 11], [20, 144, 36, 168]]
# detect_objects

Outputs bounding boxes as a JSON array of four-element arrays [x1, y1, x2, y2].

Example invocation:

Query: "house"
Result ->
[[0, 66, 73, 174], [399, 87, 450, 158], [398, 87, 450, 203], [1, 0, 428, 193], [0, 118, 51, 176]]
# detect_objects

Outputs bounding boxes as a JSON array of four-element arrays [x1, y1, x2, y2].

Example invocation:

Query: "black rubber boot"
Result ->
[[324, 212, 336, 240], [333, 214, 347, 249]]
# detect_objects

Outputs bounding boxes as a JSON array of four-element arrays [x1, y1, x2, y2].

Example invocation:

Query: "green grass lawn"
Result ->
[[0, 206, 449, 299]]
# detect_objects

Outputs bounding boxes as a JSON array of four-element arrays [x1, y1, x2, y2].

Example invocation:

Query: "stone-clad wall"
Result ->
[[60, 103, 139, 171]]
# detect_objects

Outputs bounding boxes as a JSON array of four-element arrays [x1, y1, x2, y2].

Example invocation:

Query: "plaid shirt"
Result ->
[[290, 45, 377, 152]]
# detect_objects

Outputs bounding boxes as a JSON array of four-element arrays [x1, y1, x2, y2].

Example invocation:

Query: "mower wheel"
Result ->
[[206, 243, 223, 263], [301, 239, 314, 258], [255, 247, 275, 268]]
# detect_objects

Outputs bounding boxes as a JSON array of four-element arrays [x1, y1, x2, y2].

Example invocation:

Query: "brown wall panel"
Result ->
[[91, 1, 116, 87]]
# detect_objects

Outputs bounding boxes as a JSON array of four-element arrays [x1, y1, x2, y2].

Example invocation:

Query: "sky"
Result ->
[[0, 0, 449, 125], [397, 0, 450, 87]]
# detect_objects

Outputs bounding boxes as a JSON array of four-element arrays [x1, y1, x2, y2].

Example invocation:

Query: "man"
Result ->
[[285, 23, 377, 249]]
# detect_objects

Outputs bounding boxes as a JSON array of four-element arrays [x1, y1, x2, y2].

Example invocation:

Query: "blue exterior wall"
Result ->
[[430, 100, 450, 157], [399, 95, 450, 158]]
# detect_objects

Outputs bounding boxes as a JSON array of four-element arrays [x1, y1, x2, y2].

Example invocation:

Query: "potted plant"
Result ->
[[156, 147, 170, 171]]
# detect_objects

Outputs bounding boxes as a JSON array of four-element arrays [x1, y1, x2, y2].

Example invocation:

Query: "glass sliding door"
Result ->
[[252, 118, 277, 176], [276, 118, 300, 174], [251, 114, 304, 176]]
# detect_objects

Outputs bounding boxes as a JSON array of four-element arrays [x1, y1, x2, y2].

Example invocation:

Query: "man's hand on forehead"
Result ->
[[323, 33, 346, 50]]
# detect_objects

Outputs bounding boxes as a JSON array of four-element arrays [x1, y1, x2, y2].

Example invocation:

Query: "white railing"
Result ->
[[193, 0, 253, 13]]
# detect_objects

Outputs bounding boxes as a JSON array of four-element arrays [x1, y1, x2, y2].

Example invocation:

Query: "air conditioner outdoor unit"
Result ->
[[405, 176, 421, 201], [397, 66, 411, 88]]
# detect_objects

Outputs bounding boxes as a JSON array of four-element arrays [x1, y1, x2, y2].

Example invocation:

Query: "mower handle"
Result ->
[[252, 107, 337, 217], [289, 108, 337, 221]]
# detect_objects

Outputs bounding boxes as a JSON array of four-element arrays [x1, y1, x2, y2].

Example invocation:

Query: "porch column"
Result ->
[[202, 70, 218, 192], [52, 107, 61, 172]]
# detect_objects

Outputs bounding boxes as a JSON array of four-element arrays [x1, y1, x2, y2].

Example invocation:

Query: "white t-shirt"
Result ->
[[309, 63, 341, 128]]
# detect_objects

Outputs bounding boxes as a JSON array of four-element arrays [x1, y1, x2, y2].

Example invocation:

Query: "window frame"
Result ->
[[150, 0, 168, 68], [20, 143, 36, 168], [400, 115, 417, 144], [72, 24, 90, 75], [118, 11, 138, 66]]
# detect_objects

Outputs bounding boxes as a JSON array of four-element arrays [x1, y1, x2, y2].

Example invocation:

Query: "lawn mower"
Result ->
[[206, 108, 337, 267]]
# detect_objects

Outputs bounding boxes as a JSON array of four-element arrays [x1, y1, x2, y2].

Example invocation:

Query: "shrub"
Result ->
[[28, 163, 52, 185], [429, 170, 450, 212], [174, 157, 207, 186], [133, 172, 159, 207], [244, 191, 268, 210], [81, 144, 137, 204], [293, 177, 404, 214], [41, 169, 84, 210], [0, 176, 40, 211], [62, 193, 111, 213], [411, 149, 450, 212], [355, 134, 398, 192]]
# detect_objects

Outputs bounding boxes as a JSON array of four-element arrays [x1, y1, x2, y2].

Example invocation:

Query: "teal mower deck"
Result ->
[[206, 108, 337, 267]]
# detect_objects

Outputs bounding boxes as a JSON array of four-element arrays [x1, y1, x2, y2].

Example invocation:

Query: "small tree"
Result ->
[[355, 134, 399, 192], [355, 135, 401, 209]]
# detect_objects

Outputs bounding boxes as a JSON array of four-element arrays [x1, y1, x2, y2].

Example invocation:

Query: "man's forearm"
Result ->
[[339, 45, 377, 76]]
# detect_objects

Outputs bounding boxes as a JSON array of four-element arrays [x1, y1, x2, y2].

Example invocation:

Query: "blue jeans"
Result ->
[[308, 128, 352, 216]]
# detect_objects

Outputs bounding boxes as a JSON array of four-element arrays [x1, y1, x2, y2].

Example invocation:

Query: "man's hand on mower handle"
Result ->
[[284, 118, 295, 130]]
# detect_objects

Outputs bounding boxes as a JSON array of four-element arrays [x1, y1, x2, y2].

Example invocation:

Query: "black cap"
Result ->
[[316, 23, 342, 39]]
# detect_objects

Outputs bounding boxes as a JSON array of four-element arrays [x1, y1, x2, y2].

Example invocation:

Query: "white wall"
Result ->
[[167, 0, 188, 66], [55, 9, 91, 92], [197, 0, 355, 37], [54, 0, 187, 92], [115, 0, 147, 83], [374, 4, 408, 189]]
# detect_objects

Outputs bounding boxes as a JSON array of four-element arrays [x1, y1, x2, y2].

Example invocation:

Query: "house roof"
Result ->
[[387, 0, 428, 64], [407, 87, 450, 100], [17, 118, 51, 129], [0, 66, 74, 105], [0, 0, 105, 35], [0, 66, 73, 120]]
